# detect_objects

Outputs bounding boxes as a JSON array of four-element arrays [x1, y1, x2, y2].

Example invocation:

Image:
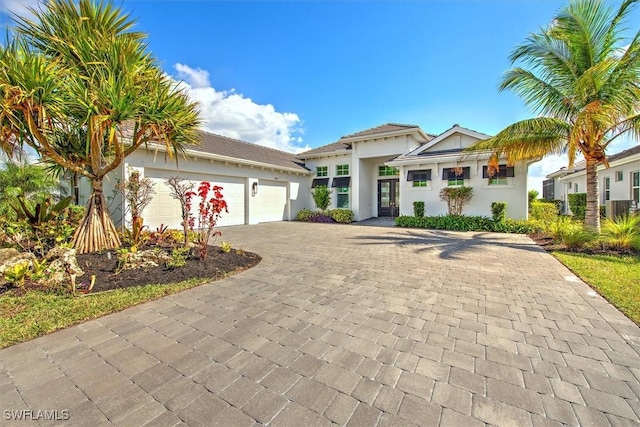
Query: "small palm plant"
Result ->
[[602, 214, 640, 251]]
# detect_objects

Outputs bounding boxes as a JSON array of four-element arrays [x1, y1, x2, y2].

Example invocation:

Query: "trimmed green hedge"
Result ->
[[395, 215, 536, 234], [329, 209, 355, 224]]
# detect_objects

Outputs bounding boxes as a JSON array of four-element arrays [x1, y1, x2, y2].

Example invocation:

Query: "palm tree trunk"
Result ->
[[584, 156, 601, 233], [72, 178, 121, 254]]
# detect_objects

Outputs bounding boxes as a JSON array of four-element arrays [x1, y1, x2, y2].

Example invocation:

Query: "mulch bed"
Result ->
[[527, 232, 636, 256], [75, 245, 261, 292]]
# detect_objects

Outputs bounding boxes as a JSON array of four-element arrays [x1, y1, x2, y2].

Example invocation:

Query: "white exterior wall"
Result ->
[[79, 150, 311, 230], [397, 160, 528, 219], [302, 153, 352, 213]]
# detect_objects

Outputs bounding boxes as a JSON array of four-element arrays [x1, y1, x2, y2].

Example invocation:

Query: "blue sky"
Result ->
[[1, 0, 639, 192]]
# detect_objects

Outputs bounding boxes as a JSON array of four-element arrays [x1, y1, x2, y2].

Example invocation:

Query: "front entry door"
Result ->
[[378, 179, 399, 217]]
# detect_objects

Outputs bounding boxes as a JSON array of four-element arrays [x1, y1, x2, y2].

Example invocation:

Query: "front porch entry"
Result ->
[[378, 179, 399, 217]]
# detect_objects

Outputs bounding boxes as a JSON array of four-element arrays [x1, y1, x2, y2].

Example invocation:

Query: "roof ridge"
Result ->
[[340, 122, 420, 139], [197, 128, 299, 157]]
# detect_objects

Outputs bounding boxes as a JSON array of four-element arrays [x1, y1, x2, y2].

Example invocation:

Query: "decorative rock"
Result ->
[[0, 248, 20, 264], [0, 252, 36, 286], [40, 247, 84, 289], [118, 249, 171, 271]]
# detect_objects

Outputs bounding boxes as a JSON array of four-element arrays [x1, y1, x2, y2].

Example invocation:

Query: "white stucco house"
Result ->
[[77, 123, 531, 229], [544, 145, 640, 215], [297, 123, 530, 220], [73, 130, 313, 229]]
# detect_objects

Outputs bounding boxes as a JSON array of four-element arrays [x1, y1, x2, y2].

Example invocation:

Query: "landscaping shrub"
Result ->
[[295, 208, 314, 222], [530, 201, 559, 224], [308, 213, 334, 223], [413, 201, 425, 218], [491, 202, 507, 223], [329, 209, 354, 224], [568, 193, 587, 220], [312, 186, 332, 213], [528, 190, 539, 210], [439, 186, 473, 215], [550, 217, 595, 249], [601, 214, 640, 252], [395, 215, 536, 234]]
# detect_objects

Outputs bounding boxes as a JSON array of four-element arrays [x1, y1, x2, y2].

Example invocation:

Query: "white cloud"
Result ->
[[528, 154, 571, 193], [0, 0, 40, 20], [173, 63, 309, 154]]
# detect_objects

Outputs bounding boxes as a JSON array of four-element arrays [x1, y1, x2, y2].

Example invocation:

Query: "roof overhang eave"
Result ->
[[141, 144, 311, 175]]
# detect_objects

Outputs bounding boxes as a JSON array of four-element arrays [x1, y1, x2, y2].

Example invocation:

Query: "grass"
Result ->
[[0, 278, 209, 349], [553, 252, 640, 325]]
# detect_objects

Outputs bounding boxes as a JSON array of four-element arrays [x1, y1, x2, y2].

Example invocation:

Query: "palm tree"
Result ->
[[0, 0, 200, 253], [469, 0, 640, 232]]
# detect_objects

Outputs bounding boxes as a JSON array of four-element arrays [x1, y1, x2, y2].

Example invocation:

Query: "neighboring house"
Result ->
[[297, 124, 530, 220], [545, 145, 640, 215], [75, 122, 532, 228], [74, 130, 312, 230]]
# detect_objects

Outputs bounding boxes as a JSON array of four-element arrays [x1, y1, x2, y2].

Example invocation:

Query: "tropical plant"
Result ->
[[220, 241, 232, 253], [329, 209, 355, 224], [439, 186, 473, 215], [601, 214, 640, 251], [295, 208, 314, 221], [550, 217, 595, 249], [468, 0, 640, 233], [165, 177, 195, 246], [115, 169, 155, 227], [528, 190, 539, 209], [491, 202, 507, 223], [0, 160, 58, 218], [0, 0, 200, 254], [312, 186, 332, 213], [568, 193, 587, 221], [185, 182, 228, 260]]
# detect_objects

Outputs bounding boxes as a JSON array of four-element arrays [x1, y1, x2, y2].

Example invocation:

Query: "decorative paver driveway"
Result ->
[[1, 222, 640, 426]]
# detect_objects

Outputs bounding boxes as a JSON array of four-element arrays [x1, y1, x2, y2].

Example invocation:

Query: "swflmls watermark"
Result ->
[[4, 409, 70, 421]]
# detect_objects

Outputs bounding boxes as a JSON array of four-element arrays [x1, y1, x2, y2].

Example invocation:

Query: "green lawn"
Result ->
[[0, 278, 209, 349], [553, 252, 640, 325]]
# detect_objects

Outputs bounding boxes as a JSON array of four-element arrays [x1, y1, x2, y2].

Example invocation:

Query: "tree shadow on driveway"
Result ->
[[349, 228, 545, 260]]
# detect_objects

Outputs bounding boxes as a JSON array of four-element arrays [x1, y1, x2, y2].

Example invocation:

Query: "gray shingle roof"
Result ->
[[608, 144, 640, 163], [295, 140, 352, 158], [297, 123, 431, 158], [182, 130, 309, 172], [340, 123, 422, 139]]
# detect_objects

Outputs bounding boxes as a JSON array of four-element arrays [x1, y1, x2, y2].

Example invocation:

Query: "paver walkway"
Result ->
[[1, 222, 640, 426]]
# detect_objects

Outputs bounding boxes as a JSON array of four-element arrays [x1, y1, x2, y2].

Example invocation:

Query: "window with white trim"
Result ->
[[633, 172, 640, 206], [336, 164, 349, 176], [378, 166, 399, 176], [615, 170, 624, 182], [316, 166, 328, 177], [603, 176, 610, 202], [337, 187, 349, 208]]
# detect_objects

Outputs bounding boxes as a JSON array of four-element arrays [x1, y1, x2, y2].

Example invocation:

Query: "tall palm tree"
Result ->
[[469, 0, 640, 232], [0, 0, 200, 253]]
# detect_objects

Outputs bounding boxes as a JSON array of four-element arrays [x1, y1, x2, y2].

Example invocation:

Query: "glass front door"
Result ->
[[378, 179, 399, 217]]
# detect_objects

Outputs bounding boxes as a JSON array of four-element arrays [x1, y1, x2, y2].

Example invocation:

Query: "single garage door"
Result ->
[[253, 180, 287, 223], [143, 168, 246, 229]]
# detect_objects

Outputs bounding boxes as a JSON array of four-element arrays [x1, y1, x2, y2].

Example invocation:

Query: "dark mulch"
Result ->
[[528, 232, 637, 256], [76, 245, 261, 292]]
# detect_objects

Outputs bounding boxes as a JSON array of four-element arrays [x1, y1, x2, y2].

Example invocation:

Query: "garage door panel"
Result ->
[[143, 169, 245, 229], [254, 180, 287, 223]]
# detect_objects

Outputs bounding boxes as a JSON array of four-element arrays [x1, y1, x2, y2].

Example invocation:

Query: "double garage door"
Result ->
[[143, 168, 287, 229]]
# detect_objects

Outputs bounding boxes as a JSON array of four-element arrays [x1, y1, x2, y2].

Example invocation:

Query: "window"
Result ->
[[488, 177, 508, 185], [316, 166, 328, 177], [336, 164, 349, 176], [442, 167, 470, 187], [633, 172, 640, 206], [407, 170, 431, 187], [604, 176, 610, 202], [311, 178, 329, 188], [482, 165, 514, 185], [337, 187, 349, 208], [616, 170, 624, 182], [574, 183, 578, 193], [378, 166, 399, 176]]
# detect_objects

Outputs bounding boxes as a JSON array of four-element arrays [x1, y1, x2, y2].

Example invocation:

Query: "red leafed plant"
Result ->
[[185, 182, 228, 259]]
